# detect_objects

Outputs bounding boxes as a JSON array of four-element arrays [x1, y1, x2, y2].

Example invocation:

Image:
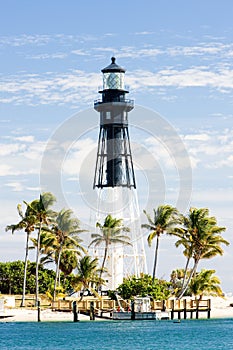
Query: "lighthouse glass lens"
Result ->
[[103, 72, 124, 90]]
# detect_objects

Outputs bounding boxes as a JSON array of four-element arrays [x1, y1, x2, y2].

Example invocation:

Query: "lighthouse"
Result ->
[[93, 57, 136, 189], [93, 58, 147, 289]]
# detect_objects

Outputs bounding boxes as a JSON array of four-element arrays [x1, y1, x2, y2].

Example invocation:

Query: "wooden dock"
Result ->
[[51, 297, 211, 320], [168, 299, 211, 320]]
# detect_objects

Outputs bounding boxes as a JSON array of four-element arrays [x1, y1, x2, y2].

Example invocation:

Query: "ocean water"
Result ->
[[1, 319, 233, 350]]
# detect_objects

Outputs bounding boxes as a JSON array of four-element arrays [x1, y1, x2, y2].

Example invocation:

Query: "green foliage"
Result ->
[[72, 255, 103, 298], [0, 261, 73, 295], [175, 207, 229, 298], [189, 269, 223, 299], [117, 274, 171, 300]]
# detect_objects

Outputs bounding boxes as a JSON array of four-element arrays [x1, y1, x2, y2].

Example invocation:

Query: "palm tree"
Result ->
[[141, 204, 180, 282], [73, 255, 103, 300], [89, 214, 131, 287], [59, 250, 80, 276], [31, 209, 86, 301], [26, 192, 56, 305], [49, 209, 86, 301], [189, 269, 223, 300], [176, 207, 229, 299], [5, 204, 37, 306]]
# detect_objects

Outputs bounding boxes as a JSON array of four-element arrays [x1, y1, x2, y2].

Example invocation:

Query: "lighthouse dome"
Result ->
[[101, 57, 125, 90]]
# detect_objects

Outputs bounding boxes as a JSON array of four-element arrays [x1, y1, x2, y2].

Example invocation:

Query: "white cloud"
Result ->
[[182, 129, 233, 170], [0, 139, 47, 178], [128, 67, 233, 89], [14, 136, 34, 143], [0, 71, 99, 106], [27, 52, 67, 60], [26, 186, 41, 191], [0, 164, 12, 176], [62, 138, 96, 176], [1, 45, 233, 106], [5, 182, 24, 192], [184, 133, 210, 141], [134, 31, 155, 35], [0, 34, 51, 46], [71, 49, 90, 56], [0, 143, 26, 156], [167, 43, 228, 56]]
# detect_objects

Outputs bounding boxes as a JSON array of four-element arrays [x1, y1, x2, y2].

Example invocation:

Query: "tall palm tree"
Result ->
[[31, 208, 86, 301], [141, 204, 180, 282], [89, 214, 131, 286], [176, 207, 229, 299], [26, 192, 56, 305], [73, 255, 103, 300], [189, 269, 223, 300], [5, 204, 37, 307], [49, 209, 86, 301]]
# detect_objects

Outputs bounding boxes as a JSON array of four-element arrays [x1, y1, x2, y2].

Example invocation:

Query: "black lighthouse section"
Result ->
[[93, 57, 136, 189]]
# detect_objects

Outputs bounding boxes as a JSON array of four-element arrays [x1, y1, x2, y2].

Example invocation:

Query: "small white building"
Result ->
[[134, 297, 151, 313]]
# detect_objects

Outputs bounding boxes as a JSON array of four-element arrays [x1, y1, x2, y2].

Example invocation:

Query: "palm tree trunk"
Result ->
[[178, 258, 199, 299], [53, 247, 62, 302], [177, 256, 190, 299], [58, 270, 61, 287], [152, 236, 160, 283], [99, 245, 108, 287], [35, 221, 42, 306], [21, 232, 30, 307]]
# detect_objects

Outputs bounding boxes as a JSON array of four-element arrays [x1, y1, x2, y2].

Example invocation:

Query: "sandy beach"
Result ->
[[1, 296, 233, 322], [209, 296, 233, 318], [0, 307, 91, 322]]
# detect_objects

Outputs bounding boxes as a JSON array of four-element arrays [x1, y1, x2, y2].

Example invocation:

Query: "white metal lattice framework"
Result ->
[[91, 187, 147, 290]]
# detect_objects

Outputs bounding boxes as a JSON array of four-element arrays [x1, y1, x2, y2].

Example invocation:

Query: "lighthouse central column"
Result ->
[[106, 126, 123, 186]]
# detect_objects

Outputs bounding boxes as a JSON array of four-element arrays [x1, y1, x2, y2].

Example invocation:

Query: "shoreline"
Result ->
[[1, 296, 233, 322]]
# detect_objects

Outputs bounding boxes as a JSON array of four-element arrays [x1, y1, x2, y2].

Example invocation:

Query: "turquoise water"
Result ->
[[1, 319, 233, 349]]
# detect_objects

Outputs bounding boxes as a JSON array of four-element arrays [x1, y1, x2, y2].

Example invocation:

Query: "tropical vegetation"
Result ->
[[3, 193, 229, 304], [117, 274, 171, 300], [31, 208, 86, 301], [72, 255, 103, 300], [174, 207, 229, 298], [0, 260, 74, 295], [189, 269, 223, 300]]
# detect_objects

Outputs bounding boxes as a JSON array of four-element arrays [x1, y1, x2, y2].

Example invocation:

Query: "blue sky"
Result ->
[[1, 0, 233, 292]]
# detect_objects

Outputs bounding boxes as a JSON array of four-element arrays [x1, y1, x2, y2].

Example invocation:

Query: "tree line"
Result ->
[[4, 192, 229, 305]]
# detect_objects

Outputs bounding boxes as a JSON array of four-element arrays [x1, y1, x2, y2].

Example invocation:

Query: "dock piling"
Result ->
[[37, 300, 41, 322], [73, 301, 78, 322], [90, 301, 95, 320], [131, 301, 135, 320]]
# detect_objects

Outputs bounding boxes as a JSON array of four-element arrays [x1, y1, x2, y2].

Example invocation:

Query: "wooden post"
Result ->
[[37, 300, 41, 322], [171, 299, 174, 320], [73, 301, 78, 322], [131, 301, 135, 320], [207, 299, 211, 319], [183, 299, 187, 319], [90, 301, 95, 320], [196, 299, 199, 319]]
